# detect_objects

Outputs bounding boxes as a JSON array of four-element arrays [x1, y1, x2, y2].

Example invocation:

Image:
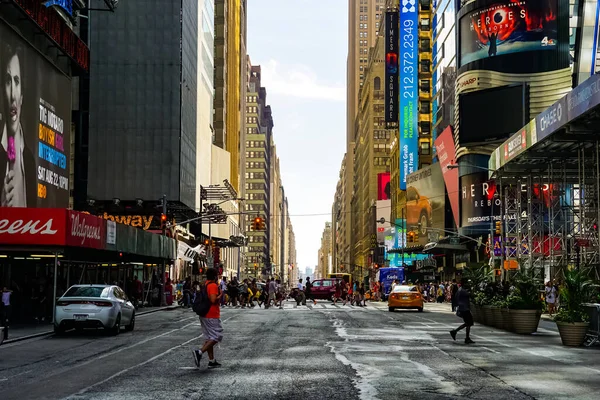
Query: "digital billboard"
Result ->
[[399, 1, 419, 190], [434, 126, 459, 227], [460, 0, 558, 66], [0, 21, 72, 208], [459, 84, 527, 145], [406, 163, 445, 246], [460, 172, 501, 229], [377, 172, 391, 200], [385, 11, 399, 124]]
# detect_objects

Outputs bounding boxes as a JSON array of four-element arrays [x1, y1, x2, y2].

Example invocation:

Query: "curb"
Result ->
[[1, 305, 179, 346]]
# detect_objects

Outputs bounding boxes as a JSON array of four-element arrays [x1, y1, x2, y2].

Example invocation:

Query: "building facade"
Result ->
[[244, 65, 272, 277], [318, 222, 332, 279], [214, 0, 247, 194]]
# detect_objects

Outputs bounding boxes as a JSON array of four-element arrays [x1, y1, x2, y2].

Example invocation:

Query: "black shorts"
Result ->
[[461, 310, 474, 327]]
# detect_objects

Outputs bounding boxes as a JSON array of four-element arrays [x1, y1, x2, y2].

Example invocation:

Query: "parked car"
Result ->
[[310, 279, 337, 300], [54, 284, 136, 335], [388, 285, 424, 312]]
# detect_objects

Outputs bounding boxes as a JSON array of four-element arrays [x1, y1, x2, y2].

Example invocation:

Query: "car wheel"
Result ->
[[108, 314, 121, 336], [419, 212, 429, 236], [418, 307, 423, 312], [54, 324, 65, 336], [388, 307, 395, 312], [125, 313, 135, 332]]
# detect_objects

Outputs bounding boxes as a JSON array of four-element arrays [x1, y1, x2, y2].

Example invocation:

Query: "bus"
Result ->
[[327, 273, 352, 286]]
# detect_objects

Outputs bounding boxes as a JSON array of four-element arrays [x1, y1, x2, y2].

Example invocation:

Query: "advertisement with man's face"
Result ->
[[405, 164, 445, 246], [459, 0, 558, 67], [0, 21, 71, 208]]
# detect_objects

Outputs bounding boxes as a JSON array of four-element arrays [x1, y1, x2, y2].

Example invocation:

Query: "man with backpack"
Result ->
[[192, 268, 224, 368]]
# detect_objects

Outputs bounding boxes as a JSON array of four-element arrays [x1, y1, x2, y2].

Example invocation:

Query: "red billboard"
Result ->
[[377, 173, 391, 200], [66, 211, 106, 249], [434, 126, 459, 227], [0, 207, 66, 245]]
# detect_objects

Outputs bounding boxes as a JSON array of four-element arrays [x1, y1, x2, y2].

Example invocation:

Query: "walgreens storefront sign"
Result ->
[[66, 211, 105, 249], [0, 208, 106, 249], [0, 208, 66, 246]]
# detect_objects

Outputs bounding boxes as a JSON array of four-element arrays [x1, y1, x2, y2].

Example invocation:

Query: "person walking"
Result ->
[[296, 278, 306, 305], [267, 278, 277, 308], [305, 277, 316, 305], [449, 281, 475, 344], [220, 277, 228, 307], [450, 279, 459, 312], [193, 268, 224, 368], [545, 281, 557, 316]]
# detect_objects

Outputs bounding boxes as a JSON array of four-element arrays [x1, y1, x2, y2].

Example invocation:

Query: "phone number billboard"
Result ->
[[399, 0, 419, 190]]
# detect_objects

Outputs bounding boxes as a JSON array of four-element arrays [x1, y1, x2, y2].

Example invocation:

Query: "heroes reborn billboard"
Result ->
[[459, 0, 561, 69], [0, 21, 71, 208]]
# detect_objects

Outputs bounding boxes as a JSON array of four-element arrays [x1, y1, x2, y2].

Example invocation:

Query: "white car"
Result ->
[[55, 285, 135, 335]]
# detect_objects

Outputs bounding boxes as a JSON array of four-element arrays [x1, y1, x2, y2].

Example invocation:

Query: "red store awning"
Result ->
[[0, 207, 105, 249]]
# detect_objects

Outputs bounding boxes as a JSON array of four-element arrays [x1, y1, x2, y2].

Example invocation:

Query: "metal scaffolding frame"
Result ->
[[496, 141, 600, 281]]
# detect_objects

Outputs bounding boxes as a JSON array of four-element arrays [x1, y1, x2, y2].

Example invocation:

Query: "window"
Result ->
[[420, 60, 430, 73], [374, 77, 381, 91], [419, 121, 431, 135], [312, 281, 322, 288], [407, 187, 418, 201], [420, 18, 430, 31], [420, 101, 430, 114], [420, 141, 431, 155], [419, 0, 431, 11], [323, 281, 332, 287], [420, 39, 430, 52], [419, 79, 430, 93]]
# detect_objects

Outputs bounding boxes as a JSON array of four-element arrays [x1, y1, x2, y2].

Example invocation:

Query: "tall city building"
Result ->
[[214, 0, 248, 194], [286, 213, 297, 285], [352, 31, 396, 273], [318, 222, 332, 279], [83, 1, 208, 226], [244, 65, 273, 276], [335, 0, 384, 273], [269, 144, 284, 279]]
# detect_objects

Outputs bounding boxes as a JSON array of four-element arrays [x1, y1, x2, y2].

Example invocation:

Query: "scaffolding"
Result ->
[[495, 141, 600, 281]]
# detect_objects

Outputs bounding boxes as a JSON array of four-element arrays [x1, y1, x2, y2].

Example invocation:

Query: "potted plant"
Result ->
[[463, 263, 493, 325], [506, 267, 544, 334], [554, 268, 596, 347]]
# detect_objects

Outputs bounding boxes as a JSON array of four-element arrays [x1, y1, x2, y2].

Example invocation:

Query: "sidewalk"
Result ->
[[1, 305, 179, 345]]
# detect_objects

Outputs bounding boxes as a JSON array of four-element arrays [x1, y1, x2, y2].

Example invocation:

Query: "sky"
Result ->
[[247, 1, 348, 274]]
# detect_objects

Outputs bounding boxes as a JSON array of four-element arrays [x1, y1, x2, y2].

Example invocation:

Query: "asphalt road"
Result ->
[[2, 301, 600, 400]]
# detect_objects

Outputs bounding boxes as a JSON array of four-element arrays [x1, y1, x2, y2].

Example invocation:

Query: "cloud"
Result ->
[[260, 60, 346, 102]]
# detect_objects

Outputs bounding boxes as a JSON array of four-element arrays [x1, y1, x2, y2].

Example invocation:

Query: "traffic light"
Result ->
[[260, 220, 266, 230], [160, 213, 167, 230], [254, 263, 258, 270], [252, 217, 263, 230], [407, 231, 415, 243], [204, 238, 210, 246], [413, 231, 419, 242], [495, 221, 502, 235]]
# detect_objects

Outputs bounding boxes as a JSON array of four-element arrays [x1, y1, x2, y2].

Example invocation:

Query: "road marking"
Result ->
[[66, 314, 239, 398]]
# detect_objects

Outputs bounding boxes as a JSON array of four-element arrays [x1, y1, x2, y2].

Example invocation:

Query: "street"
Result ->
[[1, 302, 600, 400]]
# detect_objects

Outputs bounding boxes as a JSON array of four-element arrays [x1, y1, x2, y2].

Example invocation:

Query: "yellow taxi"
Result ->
[[388, 285, 424, 312]]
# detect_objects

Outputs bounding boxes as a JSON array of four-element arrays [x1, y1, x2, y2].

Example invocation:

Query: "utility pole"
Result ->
[[160, 194, 167, 306]]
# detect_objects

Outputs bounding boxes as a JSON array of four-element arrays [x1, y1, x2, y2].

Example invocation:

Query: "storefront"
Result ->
[[0, 208, 176, 323]]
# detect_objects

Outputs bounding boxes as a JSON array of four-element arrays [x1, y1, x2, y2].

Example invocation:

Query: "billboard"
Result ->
[[434, 126, 459, 227], [0, 21, 72, 208], [405, 163, 445, 246], [385, 11, 399, 123], [459, 0, 559, 67], [459, 84, 527, 145], [399, 2, 419, 190], [377, 172, 391, 200], [460, 172, 501, 228]]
